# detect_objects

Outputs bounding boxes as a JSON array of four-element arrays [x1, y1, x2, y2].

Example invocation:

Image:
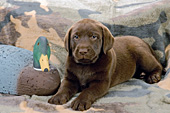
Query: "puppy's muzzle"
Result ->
[[77, 44, 91, 58], [73, 44, 98, 64], [79, 47, 89, 56]]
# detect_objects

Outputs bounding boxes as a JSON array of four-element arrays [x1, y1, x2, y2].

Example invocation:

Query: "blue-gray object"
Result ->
[[0, 45, 33, 94]]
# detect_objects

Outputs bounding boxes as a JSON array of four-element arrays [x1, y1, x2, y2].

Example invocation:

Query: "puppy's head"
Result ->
[[64, 19, 114, 64]]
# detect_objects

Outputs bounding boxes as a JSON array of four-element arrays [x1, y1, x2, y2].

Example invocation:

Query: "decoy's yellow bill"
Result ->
[[39, 54, 50, 72]]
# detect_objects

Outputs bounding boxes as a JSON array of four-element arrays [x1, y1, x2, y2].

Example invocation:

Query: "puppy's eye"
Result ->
[[92, 36, 97, 40], [73, 35, 79, 40]]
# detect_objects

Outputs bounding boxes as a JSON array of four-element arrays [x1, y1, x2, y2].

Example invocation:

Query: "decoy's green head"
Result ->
[[33, 36, 51, 72]]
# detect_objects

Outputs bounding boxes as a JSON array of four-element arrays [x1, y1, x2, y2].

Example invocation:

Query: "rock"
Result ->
[[0, 45, 32, 94]]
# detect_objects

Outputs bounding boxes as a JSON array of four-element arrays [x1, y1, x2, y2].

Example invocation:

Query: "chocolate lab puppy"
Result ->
[[48, 19, 162, 111]]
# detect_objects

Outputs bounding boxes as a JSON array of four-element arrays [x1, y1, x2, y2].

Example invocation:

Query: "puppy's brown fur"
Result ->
[[48, 19, 162, 111]]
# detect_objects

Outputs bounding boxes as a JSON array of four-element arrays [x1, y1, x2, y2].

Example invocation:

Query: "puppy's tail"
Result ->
[[146, 42, 166, 75]]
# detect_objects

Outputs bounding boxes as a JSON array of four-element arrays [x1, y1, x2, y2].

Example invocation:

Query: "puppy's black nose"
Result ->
[[44, 68, 48, 72]]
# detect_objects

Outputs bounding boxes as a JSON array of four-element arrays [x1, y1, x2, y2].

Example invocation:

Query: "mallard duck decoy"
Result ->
[[0, 36, 60, 96]]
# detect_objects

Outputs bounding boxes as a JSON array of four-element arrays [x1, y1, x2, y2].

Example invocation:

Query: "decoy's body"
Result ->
[[0, 36, 60, 96]]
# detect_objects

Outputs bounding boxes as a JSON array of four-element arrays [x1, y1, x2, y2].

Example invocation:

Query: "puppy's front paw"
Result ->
[[48, 94, 69, 105], [71, 97, 92, 111], [146, 73, 161, 84]]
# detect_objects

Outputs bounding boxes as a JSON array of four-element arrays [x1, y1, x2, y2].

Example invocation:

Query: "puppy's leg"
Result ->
[[136, 48, 162, 84], [71, 80, 110, 111], [48, 78, 79, 105]]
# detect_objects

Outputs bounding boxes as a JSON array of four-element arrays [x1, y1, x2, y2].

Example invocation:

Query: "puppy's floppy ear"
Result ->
[[64, 27, 72, 56], [101, 24, 114, 54]]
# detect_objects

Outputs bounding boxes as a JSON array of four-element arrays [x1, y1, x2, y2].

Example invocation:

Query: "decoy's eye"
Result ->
[[37, 42, 40, 46], [47, 43, 49, 46]]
